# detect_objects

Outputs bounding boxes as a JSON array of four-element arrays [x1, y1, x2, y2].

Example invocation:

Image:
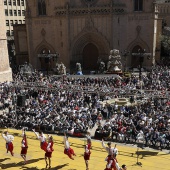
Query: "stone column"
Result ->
[[0, 1, 12, 82]]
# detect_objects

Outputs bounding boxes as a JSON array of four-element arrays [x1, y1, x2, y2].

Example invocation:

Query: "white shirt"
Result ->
[[34, 132, 46, 142], [2, 134, 14, 143], [63, 136, 70, 149]]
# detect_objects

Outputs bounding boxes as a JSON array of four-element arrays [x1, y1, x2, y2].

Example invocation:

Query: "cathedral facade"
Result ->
[[24, 0, 161, 71]]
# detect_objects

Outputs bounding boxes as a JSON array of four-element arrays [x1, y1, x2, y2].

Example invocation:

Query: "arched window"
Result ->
[[134, 0, 143, 11], [38, 0, 46, 15]]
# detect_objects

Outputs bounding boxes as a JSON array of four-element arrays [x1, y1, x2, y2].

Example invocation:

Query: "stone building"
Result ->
[[0, 0, 12, 82], [15, 0, 163, 72]]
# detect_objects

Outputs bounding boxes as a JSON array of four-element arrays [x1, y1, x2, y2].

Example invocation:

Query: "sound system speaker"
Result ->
[[17, 95, 26, 107]]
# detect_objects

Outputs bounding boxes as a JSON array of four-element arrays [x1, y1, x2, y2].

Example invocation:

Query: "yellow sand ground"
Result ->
[[0, 129, 170, 170]]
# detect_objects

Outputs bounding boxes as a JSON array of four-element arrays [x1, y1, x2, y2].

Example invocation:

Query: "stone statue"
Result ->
[[76, 62, 83, 75], [55, 62, 66, 75], [107, 49, 122, 73], [99, 61, 105, 73], [60, 62, 66, 75]]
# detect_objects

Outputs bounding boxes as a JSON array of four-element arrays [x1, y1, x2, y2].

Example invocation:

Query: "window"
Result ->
[[13, 0, 16, 5], [134, 0, 143, 11], [19, 20, 22, 24], [10, 20, 13, 26], [6, 20, 9, 26], [21, 0, 24, 6], [17, 0, 20, 6], [4, 0, 7, 5], [5, 9, 8, 16], [38, 0, 46, 15], [11, 30, 14, 36], [8, 0, 12, 5], [18, 10, 21, 16], [14, 10, 17, 16], [23, 20, 25, 24], [22, 10, 25, 16], [9, 9, 13, 16], [6, 30, 10, 36]]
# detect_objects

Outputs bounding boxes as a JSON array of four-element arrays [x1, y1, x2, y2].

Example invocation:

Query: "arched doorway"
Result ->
[[131, 45, 143, 68], [82, 43, 99, 70]]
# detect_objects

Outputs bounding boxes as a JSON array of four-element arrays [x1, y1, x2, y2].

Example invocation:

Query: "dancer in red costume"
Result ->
[[63, 133, 76, 160], [102, 139, 120, 170], [45, 135, 54, 169], [84, 137, 91, 170], [32, 129, 47, 152], [21, 128, 28, 164], [1, 129, 14, 156]]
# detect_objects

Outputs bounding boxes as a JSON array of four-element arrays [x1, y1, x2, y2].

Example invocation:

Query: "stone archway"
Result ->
[[82, 43, 99, 70], [71, 32, 110, 71], [131, 45, 143, 68]]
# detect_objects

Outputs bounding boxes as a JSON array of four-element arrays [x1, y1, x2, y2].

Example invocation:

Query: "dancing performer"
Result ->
[[102, 139, 120, 170], [84, 137, 91, 170], [32, 129, 47, 152], [63, 133, 76, 160], [1, 129, 14, 156], [45, 135, 54, 169], [21, 128, 28, 164], [86, 132, 92, 149]]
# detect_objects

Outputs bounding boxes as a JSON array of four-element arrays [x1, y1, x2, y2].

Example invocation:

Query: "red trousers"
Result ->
[[41, 141, 48, 152], [6, 142, 14, 156], [64, 148, 75, 159]]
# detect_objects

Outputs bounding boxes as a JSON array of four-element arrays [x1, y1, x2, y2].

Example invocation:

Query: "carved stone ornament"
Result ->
[[41, 28, 46, 37]]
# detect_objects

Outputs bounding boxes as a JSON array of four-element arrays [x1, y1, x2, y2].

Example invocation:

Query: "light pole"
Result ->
[[138, 49, 146, 80], [121, 50, 130, 72], [38, 50, 59, 75]]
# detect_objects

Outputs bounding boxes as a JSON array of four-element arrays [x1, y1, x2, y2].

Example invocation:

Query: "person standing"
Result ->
[[1, 129, 14, 156], [63, 133, 76, 160], [45, 135, 54, 169], [21, 128, 28, 164], [102, 139, 120, 170], [84, 138, 91, 170], [32, 129, 47, 152]]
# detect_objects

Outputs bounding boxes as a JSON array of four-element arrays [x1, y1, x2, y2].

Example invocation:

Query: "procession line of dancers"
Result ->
[[1, 129, 126, 170]]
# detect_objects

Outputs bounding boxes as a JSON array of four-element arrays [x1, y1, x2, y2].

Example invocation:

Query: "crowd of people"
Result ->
[[0, 65, 170, 153]]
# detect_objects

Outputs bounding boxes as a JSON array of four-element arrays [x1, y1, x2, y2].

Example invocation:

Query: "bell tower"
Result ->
[[0, 1, 12, 82]]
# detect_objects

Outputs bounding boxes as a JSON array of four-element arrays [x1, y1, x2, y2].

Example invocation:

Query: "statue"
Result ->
[[99, 61, 105, 73], [55, 62, 66, 75], [107, 49, 122, 73], [76, 63, 83, 75]]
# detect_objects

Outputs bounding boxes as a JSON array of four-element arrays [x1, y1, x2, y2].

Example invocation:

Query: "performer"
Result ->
[[32, 129, 47, 152], [102, 139, 120, 170], [45, 135, 54, 169], [1, 129, 14, 156], [63, 133, 76, 160], [84, 138, 91, 170], [86, 132, 92, 149], [21, 128, 28, 164]]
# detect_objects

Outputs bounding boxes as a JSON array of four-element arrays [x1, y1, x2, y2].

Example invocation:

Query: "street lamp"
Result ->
[[38, 50, 59, 75], [121, 50, 130, 72], [136, 48, 151, 80]]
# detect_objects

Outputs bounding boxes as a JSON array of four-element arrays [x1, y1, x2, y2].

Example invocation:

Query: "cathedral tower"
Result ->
[[0, 1, 12, 82]]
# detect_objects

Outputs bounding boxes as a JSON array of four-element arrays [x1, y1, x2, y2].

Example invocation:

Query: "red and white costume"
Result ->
[[84, 143, 91, 160], [34, 131, 47, 152], [63, 136, 75, 159], [2, 133, 14, 156], [102, 141, 120, 170], [21, 131, 28, 155], [45, 141, 54, 158]]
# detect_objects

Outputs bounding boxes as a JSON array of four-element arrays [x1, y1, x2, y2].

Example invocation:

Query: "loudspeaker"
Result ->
[[17, 95, 26, 107]]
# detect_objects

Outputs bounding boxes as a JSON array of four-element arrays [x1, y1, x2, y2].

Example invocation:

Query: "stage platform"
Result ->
[[0, 129, 169, 170]]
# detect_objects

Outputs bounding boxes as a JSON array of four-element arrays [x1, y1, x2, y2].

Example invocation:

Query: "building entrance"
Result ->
[[82, 43, 99, 70]]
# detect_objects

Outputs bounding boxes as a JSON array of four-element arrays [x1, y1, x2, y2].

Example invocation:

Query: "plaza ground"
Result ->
[[0, 129, 170, 170]]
